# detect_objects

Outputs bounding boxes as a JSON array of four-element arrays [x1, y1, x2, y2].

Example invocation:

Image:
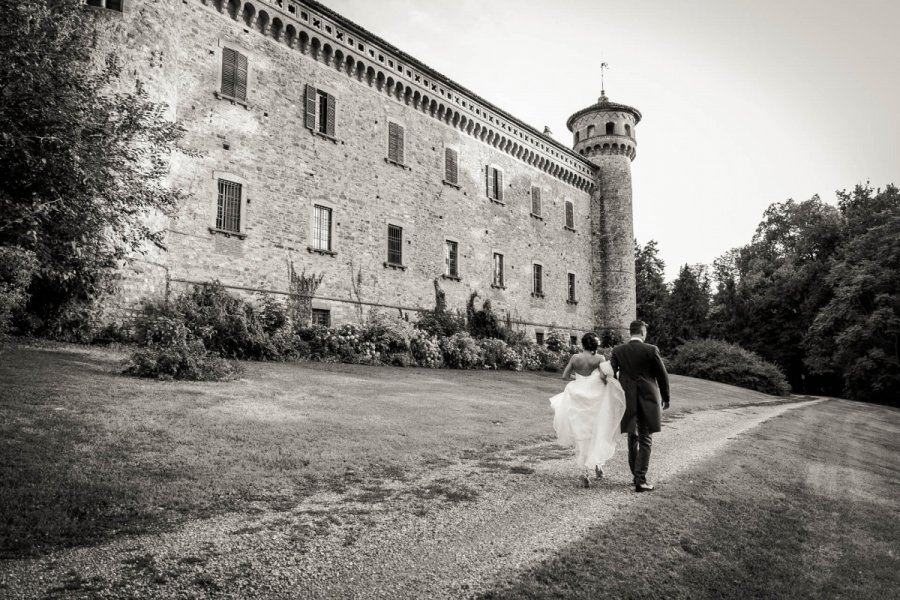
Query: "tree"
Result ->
[[805, 184, 900, 405], [662, 264, 711, 348], [0, 0, 187, 336], [634, 239, 669, 345], [717, 197, 843, 391]]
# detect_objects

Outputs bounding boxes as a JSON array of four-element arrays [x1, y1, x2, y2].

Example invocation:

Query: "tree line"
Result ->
[[637, 184, 899, 406]]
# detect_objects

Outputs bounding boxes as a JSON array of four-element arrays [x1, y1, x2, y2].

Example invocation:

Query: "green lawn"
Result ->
[[478, 399, 900, 599], [0, 341, 785, 559]]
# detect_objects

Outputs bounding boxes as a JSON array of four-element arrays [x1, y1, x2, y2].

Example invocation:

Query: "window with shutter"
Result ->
[[325, 93, 336, 137], [486, 166, 503, 202], [444, 240, 459, 278], [387, 224, 403, 265], [304, 84, 317, 130], [444, 148, 458, 185], [532, 264, 544, 296], [492, 253, 504, 288], [216, 179, 242, 233], [221, 48, 248, 102], [565, 201, 575, 229], [531, 186, 542, 216], [387, 122, 405, 164]]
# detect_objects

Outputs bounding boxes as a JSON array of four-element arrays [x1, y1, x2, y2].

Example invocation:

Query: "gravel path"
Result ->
[[0, 399, 821, 599]]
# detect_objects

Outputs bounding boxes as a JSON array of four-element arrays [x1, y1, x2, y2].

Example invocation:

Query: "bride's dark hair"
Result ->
[[581, 332, 599, 352]]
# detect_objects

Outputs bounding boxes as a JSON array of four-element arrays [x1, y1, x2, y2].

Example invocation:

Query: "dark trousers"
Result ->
[[628, 420, 653, 484]]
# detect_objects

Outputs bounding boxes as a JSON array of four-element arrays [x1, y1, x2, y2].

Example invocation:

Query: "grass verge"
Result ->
[[478, 399, 900, 599]]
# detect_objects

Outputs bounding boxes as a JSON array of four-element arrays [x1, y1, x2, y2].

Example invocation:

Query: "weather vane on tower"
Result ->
[[600, 62, 609, 100]]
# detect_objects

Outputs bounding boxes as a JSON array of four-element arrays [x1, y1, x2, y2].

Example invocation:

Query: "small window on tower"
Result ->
[[606, 122, 615, 135], [625, 124, 632, 136]]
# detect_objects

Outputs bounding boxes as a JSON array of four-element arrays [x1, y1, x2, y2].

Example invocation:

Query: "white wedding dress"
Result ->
[[549, 361, 627, 469]]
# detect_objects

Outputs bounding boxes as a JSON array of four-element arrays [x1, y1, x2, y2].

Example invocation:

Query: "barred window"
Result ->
[[531, 186, 542, 216], [568, 273, 576, 303], [216, 179, 242, 233], [221, 47, 248, 102], [536, 332, 545, 346], [312, 205, 332, 251], [485, 166, 503, 201], [492, 253, 504, 287], [444, 148, 459, 185], [388, 122, 405, 164], [445, 240, 459, 278], [311, 309, 331, 327], [304, 85, 336, 137], [565, 201, 575, 229], [533, 263, 543, 296], [387, 224, 403, 265]]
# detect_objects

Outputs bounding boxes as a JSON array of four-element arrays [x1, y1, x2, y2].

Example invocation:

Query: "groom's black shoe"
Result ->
[[635, 482, 655, 493]]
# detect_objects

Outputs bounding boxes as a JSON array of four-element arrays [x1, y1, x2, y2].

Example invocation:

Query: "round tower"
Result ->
[[567, 92, 641, 338]]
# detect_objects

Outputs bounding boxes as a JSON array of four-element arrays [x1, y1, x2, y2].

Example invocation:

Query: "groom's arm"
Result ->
[[651, 346, 671, 407], [610, 351, 620, 379]]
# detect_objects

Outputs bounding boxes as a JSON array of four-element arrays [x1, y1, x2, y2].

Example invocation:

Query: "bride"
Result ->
[[549, 332, 627, 488]]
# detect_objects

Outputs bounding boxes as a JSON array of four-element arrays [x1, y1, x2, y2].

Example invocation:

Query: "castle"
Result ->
[[91, 0, 640, 341]]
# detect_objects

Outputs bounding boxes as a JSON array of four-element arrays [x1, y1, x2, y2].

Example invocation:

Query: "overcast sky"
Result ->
[[327, 0, 899, 280]]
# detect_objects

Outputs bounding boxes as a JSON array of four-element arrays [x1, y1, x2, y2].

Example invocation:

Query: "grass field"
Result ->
[[0, 340, 785, 560], [479, 399, 900, 599]]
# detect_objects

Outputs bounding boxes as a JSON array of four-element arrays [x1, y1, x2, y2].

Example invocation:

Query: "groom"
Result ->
[[610, 320, 671, 492]]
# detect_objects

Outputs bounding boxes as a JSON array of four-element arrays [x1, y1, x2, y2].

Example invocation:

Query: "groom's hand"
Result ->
[[662, 400, 670, 410]]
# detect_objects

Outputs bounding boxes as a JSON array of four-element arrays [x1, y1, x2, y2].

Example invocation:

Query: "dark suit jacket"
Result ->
[[611, 340, 671, 434]]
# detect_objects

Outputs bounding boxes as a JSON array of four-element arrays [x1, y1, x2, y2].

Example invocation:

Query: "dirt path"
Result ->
[[0, 399, 820, 599]]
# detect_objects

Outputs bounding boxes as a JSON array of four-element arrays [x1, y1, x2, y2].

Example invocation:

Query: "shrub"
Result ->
[[124, 316, 240, 381], [409, 329, 443, 368], [669, 339, 791, 396], [364, 310, 413, 355], [0, 246, 38, 340], [545, 330, 567, 352], [479, 338, 521, 370], [257, 293, 288, 334], [174, 281, 270, 359], [440, 332, 484, 369], [599, 328, 625, 348]]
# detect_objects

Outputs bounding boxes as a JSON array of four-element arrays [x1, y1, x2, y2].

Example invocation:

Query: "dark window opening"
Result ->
[[387, 224, 403, 265], [493, 253, 504, 287], [568, 273, 576, 302], [216, 179, 242, 233], [445, 240, 458, 277], [536, 332, 545, 345], [533, 264, 543, 296], [606, 122, 615, 135], [311, 309, 331, 327]]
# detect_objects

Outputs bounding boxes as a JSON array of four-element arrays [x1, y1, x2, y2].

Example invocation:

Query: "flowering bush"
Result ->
[[440, 332, 484, 369], [409, 329, 443, 368], [479, 338, 521, 370], [364, 310, 414, 356], [669, 339, 791, 396]]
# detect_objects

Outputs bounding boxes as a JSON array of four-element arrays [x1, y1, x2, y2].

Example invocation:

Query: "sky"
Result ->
[[327, 0, 899, 280]]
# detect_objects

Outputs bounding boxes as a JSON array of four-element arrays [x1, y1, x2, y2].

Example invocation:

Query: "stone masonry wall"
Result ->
[[115, 0, 599, 340]]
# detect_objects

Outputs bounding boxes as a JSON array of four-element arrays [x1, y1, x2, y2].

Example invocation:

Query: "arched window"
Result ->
[[574, 130, 580, 144], [625, 124, 632, 137], [606, 122, 615, 135], [586, 125, 595, 138]]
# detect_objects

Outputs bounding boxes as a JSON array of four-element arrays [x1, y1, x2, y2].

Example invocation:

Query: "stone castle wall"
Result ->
[[95, 0, 639, 340]]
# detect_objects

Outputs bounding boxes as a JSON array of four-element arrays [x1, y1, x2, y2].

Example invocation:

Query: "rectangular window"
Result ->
[[531, 186, 542, 216], [485, 166, 503, 201], [536, 332, 545, 346], [304, 85, 335, 137], [311, 308, 331, 327], [216, 179, 242, 233], [444, 148, 458, 185], [388, 122, 405, 164], [87, 0, 123, 10], [492, 252, 504, 287], [387, 224, 403, 265], [565, 201, 575, 229], [444, 240, 459, 277], [533, 263, 543, 296], [570, 335, 578, 346], [312, 205, 332, 251], [568, 273, 576, 302], [221, 47, 248, 102]]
